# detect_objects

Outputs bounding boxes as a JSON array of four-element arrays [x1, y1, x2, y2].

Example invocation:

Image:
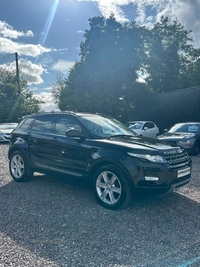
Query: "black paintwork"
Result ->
[[8, 112, 192, 192]]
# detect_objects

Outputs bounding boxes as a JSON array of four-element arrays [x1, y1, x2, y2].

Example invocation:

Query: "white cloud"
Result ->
[[51, 60, 75, 73], [79, 0, 200, 47], [0, 21, 34, 39], [0, 37, 52, 57], [155, 0, 200, 47], [0, 20, 54, 57], [0, 20, 57, 87], [1, 58, 47, 85], [33, 91, 59, 111], [19, 59, 47, 85]]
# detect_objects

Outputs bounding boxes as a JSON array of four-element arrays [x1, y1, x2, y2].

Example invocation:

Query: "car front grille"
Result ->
[[164, 151, 190, 166]]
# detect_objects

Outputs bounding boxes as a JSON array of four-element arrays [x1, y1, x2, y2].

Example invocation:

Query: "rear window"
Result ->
[[31, 115, 54, 133], [18, 118, 34, 130]]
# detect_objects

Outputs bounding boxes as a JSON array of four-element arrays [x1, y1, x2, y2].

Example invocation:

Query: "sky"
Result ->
[[0, 0, 200, 111]]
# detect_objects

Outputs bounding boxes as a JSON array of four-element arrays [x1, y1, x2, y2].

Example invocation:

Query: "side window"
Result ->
[[55, 115, 81, 136], [31, 116, 54, 133], [18, 118, 34, 130], [148, 123, 154, 129]]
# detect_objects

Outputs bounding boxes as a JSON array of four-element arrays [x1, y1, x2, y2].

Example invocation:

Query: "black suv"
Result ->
[[8, 112, 191, 209]]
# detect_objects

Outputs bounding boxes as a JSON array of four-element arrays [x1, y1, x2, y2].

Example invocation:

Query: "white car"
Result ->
[[127, 121, 159, 138], [0, 123, 18, 142]]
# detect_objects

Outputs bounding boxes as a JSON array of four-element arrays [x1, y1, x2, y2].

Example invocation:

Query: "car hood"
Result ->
[[97, 135, 181, 154], [0, 129, 14, 134], [158, 132, 195, 141]]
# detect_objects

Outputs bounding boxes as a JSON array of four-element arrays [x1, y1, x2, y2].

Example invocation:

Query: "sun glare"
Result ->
[[40, 0, 60, 47]]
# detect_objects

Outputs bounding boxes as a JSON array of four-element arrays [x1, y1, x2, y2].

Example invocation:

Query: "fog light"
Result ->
[[145, 176, 159, 181]]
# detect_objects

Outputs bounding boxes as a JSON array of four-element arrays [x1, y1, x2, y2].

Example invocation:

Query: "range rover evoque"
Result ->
[[8, 112, 192, 210]]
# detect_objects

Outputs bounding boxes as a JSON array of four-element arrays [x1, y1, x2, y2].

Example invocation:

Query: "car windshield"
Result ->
[[79, 115, 136, 138], [169, 123, 199, 133], [129, 122, 143, 129]]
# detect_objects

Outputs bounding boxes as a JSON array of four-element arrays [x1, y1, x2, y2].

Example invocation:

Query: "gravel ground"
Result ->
[[0, 144, 200, 267]]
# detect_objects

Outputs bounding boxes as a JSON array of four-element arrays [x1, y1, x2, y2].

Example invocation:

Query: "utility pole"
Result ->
[[15, 52, 20, 93]]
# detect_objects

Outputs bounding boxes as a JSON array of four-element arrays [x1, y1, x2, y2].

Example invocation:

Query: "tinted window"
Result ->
[[146, 122, 154, 129], [55, 115, 81, 136], [129, 122, 143, 129], [31, 115, 54, 133], [169, 123, 200, 133], [18, 118, 34, 130]]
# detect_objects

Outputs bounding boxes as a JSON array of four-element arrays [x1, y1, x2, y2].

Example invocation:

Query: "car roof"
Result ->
[[22, 111, 109, 119], [128, 121, 154, 124], [173, 122, 200, 125]]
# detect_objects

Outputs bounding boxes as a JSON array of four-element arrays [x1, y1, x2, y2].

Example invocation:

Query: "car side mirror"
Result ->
[[143, 127, 148, 131], [164, 129, 168, 132], [65, 128, 82, 138]]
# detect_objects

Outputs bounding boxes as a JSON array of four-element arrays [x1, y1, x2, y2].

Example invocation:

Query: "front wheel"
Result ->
[[9, 151, 33, 182], [93, 164, 132, 210]]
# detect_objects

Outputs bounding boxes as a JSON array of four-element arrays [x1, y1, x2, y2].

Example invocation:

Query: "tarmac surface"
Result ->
[[0, 143, 200, 267]]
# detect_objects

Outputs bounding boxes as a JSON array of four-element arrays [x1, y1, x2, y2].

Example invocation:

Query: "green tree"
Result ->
[[0, 68, 44, 122], [52, 15, 200, 122], [53, 15, 151, 122], [145, 17, 194, 92], [178, 47, 200, 88]]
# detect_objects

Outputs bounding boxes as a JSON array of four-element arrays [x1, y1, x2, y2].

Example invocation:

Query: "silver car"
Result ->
[[127, 121, 159, 138], [0, 123, 18, 142], [158, 122, 200, 155]]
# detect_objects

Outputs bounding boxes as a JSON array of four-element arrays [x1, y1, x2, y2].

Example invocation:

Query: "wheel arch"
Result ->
[[88, 158, 135, 190], [8, 145, 27, 160], [8, 144, 34, 169]]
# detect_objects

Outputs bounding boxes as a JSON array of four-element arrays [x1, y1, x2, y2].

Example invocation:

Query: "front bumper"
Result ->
[[132, 161, 192, 192]]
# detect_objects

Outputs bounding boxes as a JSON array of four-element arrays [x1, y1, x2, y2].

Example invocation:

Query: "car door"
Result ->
[[27, 115, 55, 169], [141, 122, 150, 137], [47, 114, 96, 177], [147, 122, 157, 137], [142, 122, 156, 137]]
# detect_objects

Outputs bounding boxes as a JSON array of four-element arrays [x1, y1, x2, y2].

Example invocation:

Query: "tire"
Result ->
[[191, 141, 200, 156], [93, 164, 132, 210], [9, 151, 33, 182]]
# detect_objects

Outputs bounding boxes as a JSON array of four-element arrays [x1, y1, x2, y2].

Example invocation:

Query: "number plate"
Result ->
[[177, 167, 190, 178]]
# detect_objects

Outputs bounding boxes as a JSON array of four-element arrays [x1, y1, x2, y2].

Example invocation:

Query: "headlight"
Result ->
[[178, 138, 192, 145], [127, 152, 166, 163]]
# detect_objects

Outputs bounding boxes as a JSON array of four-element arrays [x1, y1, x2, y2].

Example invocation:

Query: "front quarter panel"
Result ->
[[87, 147, 138, 184]]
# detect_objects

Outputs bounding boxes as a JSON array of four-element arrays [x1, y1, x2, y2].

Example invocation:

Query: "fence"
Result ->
[[135, 86, 200, 133]]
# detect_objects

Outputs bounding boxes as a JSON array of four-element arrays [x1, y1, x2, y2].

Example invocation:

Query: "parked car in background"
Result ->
[[0, 123, 18, 142], [158, 122, 200, 155], [127, 121, 159, 138], [8, 112, 191, 210]]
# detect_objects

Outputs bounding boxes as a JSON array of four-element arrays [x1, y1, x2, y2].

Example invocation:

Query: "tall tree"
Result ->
[[53, 15, 151, 121], [145, 17, 194, 92], [178, 47, 200, 88], [0, 68, 44, 122], [52, 15, 200, 122]]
